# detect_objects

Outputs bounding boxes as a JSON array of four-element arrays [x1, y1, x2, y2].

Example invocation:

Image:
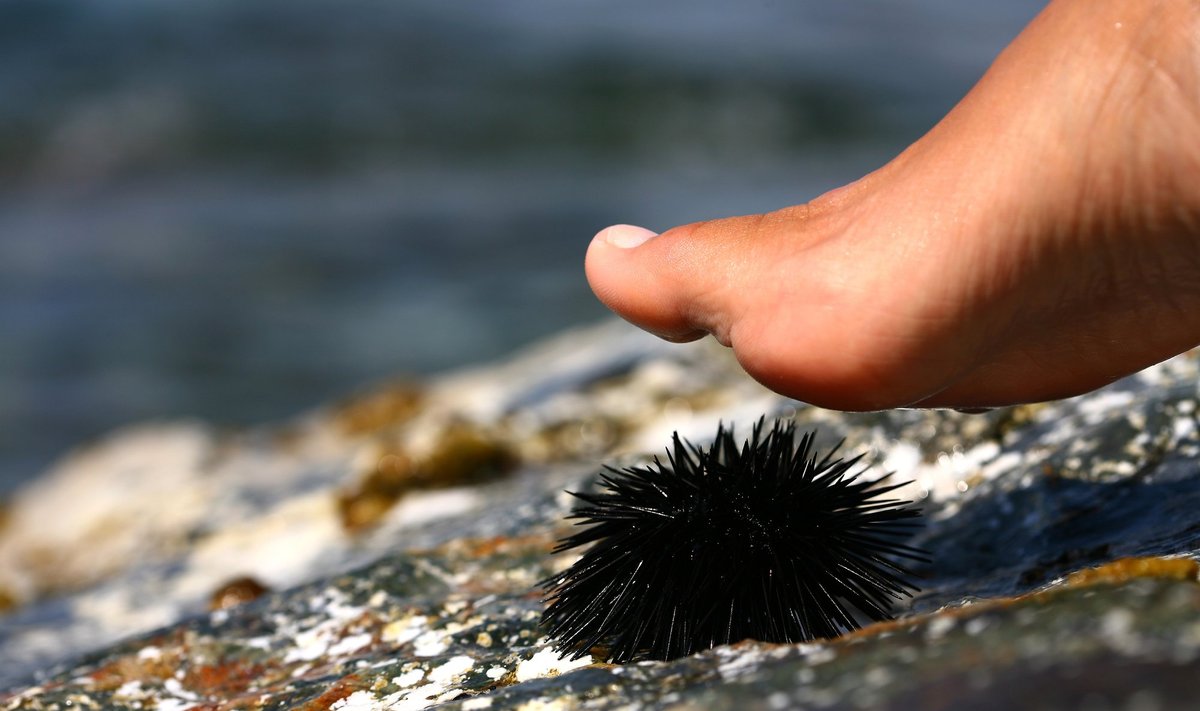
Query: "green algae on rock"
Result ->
[[337, 423, 517, 533], [333, 381, 426, 437]]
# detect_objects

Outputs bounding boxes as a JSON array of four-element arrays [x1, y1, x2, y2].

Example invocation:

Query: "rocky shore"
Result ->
[[3, 319, 1200, 710]]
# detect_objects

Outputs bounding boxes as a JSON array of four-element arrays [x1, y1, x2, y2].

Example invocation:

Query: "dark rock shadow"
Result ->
[[908, 456, 1200, 611]]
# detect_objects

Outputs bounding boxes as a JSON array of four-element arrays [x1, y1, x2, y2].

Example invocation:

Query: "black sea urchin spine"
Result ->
[[539, 418, 928, 663]]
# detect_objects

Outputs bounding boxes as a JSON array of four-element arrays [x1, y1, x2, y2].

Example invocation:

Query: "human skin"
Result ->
[[585, 0, 1200, 411]]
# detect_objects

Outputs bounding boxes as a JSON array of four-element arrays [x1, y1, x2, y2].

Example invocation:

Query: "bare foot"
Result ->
[[585, 0, 1200, 410]]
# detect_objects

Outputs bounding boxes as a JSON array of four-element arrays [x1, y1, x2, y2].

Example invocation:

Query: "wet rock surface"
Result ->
[[2, 321, 1199, 709]]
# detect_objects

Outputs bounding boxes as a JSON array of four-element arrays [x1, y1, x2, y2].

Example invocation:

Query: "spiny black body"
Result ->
[[539, 418, 928, 663]]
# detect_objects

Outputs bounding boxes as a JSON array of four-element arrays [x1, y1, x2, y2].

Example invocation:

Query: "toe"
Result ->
[[584, 215, 771, 344]]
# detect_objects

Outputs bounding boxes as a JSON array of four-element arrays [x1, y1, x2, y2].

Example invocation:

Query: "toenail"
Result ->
[[599, 224, 658, 249]]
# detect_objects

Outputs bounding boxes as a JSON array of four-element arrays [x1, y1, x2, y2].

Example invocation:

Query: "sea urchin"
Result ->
[[539, 418, 927, 663]]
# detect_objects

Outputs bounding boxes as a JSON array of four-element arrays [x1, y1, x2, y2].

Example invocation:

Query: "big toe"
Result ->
[[585, 216, 770, 345]]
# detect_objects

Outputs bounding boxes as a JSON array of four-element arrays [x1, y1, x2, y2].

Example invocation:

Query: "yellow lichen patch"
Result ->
[[1063, 557, 1200, 587], [209, 575, 272, 611], [337, 424, 517, 532], [334, 381, 425, 436]]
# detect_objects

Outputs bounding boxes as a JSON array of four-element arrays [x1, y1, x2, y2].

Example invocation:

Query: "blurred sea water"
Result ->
[[0, 0, 1044, 492]]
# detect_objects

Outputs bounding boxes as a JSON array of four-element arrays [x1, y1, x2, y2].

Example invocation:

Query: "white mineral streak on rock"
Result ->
[[382, 614, 428, 645], [879, 436, 1015, 508], [485, 665, 508, 679], [514, 647, 593, 683], [161, 678, 198, 702], [925, 615, 957, 641], [1174, 416, 1196, 441], [411, 629, 451, 657], [346, 657, 474, 711], [715, 644, 786, 680], [0, 422, 214, 602], [282, 589, 368, 664], [331, 690, 388, 711], [384, 487, 484, 529], [113, 680, 144, 699], [327, 632, 374, 657], [392, 668, 426, 687], [179, 490, 344, 598], [1077, 390, 1137, 424], [879, 440, 925, 500], [430, 320, 682, 421], [71, 580, 186, 647], [429, 655, 475, 683], [136, 645, 162, 660]]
